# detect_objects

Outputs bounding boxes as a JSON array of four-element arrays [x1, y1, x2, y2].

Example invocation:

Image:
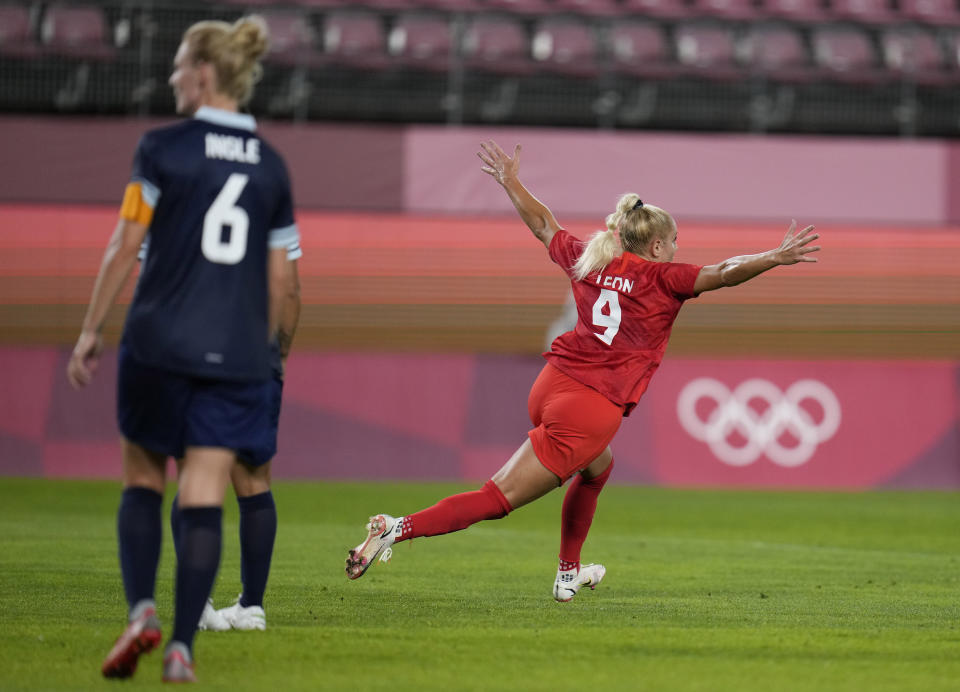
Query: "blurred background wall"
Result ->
[[0, 0, 957, 487]]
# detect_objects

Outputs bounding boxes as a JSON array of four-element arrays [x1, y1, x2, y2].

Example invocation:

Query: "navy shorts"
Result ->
[[117, 344, 281, 466]]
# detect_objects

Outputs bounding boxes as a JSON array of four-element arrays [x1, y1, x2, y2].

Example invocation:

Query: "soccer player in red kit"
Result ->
[[345, 140, 820, 601]]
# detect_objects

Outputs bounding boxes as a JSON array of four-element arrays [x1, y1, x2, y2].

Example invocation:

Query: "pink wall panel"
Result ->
[[1, 116, 954, 223], [2, 347, 957, 489], [643, 360, 958, 489], [404, 126, 947, 224], [0, 116, 403, 210]]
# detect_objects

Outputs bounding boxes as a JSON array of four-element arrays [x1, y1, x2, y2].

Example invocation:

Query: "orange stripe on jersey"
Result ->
[[119, 183, 154, 226]]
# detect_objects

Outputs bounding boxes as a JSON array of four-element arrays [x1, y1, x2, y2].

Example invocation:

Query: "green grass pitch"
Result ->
[[0, 477, 957, 691]]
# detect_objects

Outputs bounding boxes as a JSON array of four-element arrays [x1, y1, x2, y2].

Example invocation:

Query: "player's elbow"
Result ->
[[694, 264, 731, 293]]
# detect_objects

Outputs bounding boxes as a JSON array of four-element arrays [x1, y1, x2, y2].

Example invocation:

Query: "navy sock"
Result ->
[[169, 494, 182, 561], [117, 487, 163, 610], [172, 506, 222, 652], [237, 491, 277, 608]]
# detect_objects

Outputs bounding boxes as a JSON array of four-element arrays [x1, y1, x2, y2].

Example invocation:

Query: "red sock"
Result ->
[[399, 480, 512, 541], [558, 459, 614, 570]]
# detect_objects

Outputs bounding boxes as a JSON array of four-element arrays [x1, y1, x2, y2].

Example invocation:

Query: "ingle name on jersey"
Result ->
[[205, 133, 260, 164]]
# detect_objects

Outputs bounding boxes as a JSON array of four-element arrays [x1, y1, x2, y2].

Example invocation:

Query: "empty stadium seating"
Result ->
[[3, 0, 960, 135], [40, 3, 115, 61], [0, 3, 39, 58], [388, 13, 453, 72]]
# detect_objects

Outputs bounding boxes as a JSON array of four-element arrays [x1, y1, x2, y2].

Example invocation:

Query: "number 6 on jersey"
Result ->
[[202, 173, 249, 265], [592, 288, 621, 345]]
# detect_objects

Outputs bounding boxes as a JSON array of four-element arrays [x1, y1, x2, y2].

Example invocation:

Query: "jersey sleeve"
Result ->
[[657, 261, 702, 299], [268, 160, 301, 259], [547, 229, 581, 279], [119, 134, 162, 226]]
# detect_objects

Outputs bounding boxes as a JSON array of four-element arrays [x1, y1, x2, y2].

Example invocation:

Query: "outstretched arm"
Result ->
[[478, 141, 562, 248], [693, 220, 820, 294]]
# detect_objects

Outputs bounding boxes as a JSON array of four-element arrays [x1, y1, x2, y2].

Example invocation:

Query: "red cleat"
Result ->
[[101, 605, 162, 678]]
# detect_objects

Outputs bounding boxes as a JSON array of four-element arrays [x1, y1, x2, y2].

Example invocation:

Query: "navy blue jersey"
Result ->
[[121, 107, 299, 381]]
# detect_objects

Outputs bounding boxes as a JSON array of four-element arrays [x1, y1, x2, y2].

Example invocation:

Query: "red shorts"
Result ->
[[527, 363, 624, 482]]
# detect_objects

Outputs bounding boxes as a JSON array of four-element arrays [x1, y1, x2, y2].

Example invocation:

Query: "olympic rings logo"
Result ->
[[676, 378, 841, 467]]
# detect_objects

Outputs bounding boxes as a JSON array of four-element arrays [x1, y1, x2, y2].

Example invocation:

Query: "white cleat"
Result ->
[[198, 598, 231, 632], [217, 596, 266, 631], [553, 563, 606, 602], [345, 514, 401, 580]]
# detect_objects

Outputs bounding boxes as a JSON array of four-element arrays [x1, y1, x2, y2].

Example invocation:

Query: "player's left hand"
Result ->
[[775, 220, 820, 265], [67, 330, 103, 390]]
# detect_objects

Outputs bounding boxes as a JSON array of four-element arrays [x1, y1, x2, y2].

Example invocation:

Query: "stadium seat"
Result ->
[[621, 0, 693, 19], [741, 24, 815, 82], [484, 0, 555, 15], [388, 14, 453, 72], [355, 0, 419, 9], [899, 0, 960, 26], [881, 27, 955, 85], [0, 3, 39, 58], [290, 0, 350, 8], [260, 11, 322, 67], [690, 0, 763, 21], [810, 26, 888, 84], [220, 0, 286, 6], [531, 19, 600, 78], [322, 11, 388, 71], [674, 23, 742, 80], [608, 20, 680, 79], [461, 16, 534, 75], [829, 0, 899, 25], [412, 0, 486, 10], [761, 0, 829, 23], [40, 4, 116, 61], [551, 0, 626, 17]]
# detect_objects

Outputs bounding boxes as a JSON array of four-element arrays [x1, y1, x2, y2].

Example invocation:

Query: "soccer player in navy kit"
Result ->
[[66, 16, 299, 683], [345, 141, 820, 602], [160, 236, 299, 633], [172, 241, 301, 634]]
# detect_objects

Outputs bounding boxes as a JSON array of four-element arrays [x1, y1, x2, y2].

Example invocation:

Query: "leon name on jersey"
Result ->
[[595, 273, 635, 294], [205, 132, 260, 164]]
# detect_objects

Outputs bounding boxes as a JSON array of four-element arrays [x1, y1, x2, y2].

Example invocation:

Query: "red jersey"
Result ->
[[544, 229, 702, 415]]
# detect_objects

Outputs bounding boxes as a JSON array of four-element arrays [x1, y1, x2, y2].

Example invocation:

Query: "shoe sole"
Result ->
[[345, 515, 390, 580], [225, 616, 266, 631], [101, 620, 162, 678]]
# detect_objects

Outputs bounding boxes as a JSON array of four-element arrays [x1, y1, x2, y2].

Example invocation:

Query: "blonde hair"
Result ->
[[571, 193, 675, 281], [184, 16, 269, 106]]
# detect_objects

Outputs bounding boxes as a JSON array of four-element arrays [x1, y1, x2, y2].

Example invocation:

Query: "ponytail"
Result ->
[[572, 192, 640, 281], [572, 229, 620, 281], [572, 192, 675, 281]]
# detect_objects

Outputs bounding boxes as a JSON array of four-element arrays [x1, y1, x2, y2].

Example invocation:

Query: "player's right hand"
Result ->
[[67, 330, 104, 390]]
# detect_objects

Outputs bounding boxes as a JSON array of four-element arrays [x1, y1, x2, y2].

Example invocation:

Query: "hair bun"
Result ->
[[231, 15, 269, 62]]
